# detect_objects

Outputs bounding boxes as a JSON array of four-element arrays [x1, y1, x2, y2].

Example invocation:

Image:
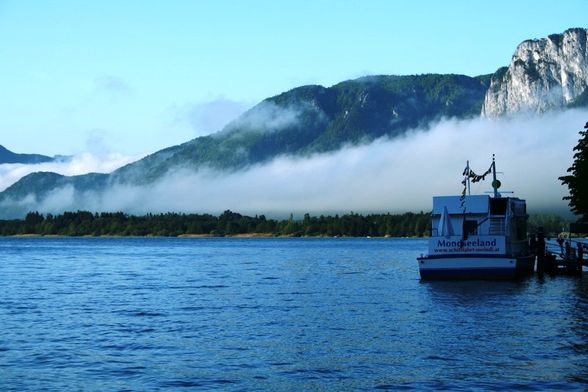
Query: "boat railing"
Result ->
[[489, 217, 506, 235]]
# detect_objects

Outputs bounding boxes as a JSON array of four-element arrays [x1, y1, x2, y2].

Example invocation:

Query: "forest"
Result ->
[[0, 210, 570, 238]]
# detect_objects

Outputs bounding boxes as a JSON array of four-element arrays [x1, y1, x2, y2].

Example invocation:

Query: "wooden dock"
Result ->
[[536, 225, 587, 276]]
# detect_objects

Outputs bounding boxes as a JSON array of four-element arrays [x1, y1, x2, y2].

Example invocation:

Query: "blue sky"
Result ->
[[0, 0, 586, 156]]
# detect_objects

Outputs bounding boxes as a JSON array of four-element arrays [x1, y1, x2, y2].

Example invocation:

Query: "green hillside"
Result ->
[[0, 73, 490, 216], [110, 73, 490, 184]]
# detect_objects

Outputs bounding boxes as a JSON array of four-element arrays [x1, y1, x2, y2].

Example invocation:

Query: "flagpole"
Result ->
[[492, 154, 498, 198], [466, 160, 471, 196]]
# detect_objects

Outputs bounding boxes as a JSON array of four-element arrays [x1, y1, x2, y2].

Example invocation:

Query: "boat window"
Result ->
[[463, 220, 478, 236], [489, 198, 507, 215]]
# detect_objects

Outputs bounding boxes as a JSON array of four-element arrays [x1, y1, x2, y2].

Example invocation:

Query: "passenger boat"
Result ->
[[417, 156, 535, 280]]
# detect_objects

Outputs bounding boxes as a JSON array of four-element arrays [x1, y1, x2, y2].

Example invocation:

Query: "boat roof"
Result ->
[[432, 195, 526, 215]]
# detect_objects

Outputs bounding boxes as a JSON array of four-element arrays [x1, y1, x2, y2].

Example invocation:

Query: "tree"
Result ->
[[24, 211, 43, 233], [560, 122, 588, 222]]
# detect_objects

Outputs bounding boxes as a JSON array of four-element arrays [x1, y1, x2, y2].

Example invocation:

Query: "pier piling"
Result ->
[[536, 228, 545, 275]]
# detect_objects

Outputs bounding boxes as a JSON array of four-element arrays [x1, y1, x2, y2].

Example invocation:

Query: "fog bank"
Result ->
[[0, 152, 141, 191], [4, 109, 586, 218]]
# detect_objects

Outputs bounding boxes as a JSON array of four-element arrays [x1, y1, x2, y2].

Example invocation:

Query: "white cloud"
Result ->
[[0, 152, 142, 191], [221, 100, 325, 135], [94, 75, 133, 95], [9, 108, 584, 218], [188, 97, 251, 135]]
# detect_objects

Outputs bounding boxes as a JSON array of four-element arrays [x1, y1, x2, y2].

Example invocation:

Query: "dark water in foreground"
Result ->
[[1, 237, 588, 391]]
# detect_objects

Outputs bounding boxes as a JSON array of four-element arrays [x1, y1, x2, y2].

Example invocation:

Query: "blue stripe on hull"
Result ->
[[418, 255, 535, 280], [419, 267, 517, 280]]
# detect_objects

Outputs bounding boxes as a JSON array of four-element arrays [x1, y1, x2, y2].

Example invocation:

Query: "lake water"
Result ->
[[1, 237, 588, 391]]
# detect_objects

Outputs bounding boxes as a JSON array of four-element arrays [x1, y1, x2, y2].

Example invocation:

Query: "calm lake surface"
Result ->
[[1, 237, 588, 391]]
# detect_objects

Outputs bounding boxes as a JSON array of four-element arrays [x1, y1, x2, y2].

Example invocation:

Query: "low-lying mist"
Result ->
[[3, 109, 586, 218], [0, 152, 141, 192]]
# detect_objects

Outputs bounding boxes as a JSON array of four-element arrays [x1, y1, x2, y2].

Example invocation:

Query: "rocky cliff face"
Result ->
[[482, 28, 588, 117]]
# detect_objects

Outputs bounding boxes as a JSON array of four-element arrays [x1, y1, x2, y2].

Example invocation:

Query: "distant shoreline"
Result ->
[[0, 210, 569, 238], [0, 210, 432, 238], [9, 233, 413, 239]]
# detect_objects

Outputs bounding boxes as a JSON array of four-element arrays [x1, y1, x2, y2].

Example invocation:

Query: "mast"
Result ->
[[466, 160, 471, 196], [492, 154, 499, 198]]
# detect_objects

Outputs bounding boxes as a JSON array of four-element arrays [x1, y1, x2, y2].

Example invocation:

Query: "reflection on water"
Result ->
[[1, 237, 588, 390], [422, 279, 529, 304], [417, 276, 588, 389]]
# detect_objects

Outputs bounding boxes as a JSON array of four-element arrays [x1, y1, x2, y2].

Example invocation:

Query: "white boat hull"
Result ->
[[418, 254, 535, 280]]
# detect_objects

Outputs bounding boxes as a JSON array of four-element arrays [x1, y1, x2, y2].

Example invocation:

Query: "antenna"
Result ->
[[466, 160, 471, 196], [491, 154, 501, 198]]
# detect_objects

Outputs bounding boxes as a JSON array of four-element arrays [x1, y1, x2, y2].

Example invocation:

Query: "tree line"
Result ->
[[0, 210, 569, 237], [0, 210, 431, 237]]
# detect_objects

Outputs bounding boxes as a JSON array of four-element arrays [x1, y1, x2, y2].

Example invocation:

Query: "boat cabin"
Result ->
[[418, 156, 536, 279], [430, 195, 529, 257]]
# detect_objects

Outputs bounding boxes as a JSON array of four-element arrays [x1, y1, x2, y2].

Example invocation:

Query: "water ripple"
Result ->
[[1, 237, 588, 390]]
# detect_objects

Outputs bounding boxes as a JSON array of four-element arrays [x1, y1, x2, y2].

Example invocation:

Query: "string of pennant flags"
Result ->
[[459, 161, 493, 211], [462, 164, 493, 183], [458, 158, 495, 241]]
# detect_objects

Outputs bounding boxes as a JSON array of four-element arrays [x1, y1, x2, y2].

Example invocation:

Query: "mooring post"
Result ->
[[577, 241, 584, 274], [536, 227, 545, 275]]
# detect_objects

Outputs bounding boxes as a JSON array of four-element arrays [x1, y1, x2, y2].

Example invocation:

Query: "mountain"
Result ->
[[110, 74, 490, 184], [0, 145, 55, 164], [0, 74, 490, 210], [1, 28, 588, 218], [482, 28, 588, 116]]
